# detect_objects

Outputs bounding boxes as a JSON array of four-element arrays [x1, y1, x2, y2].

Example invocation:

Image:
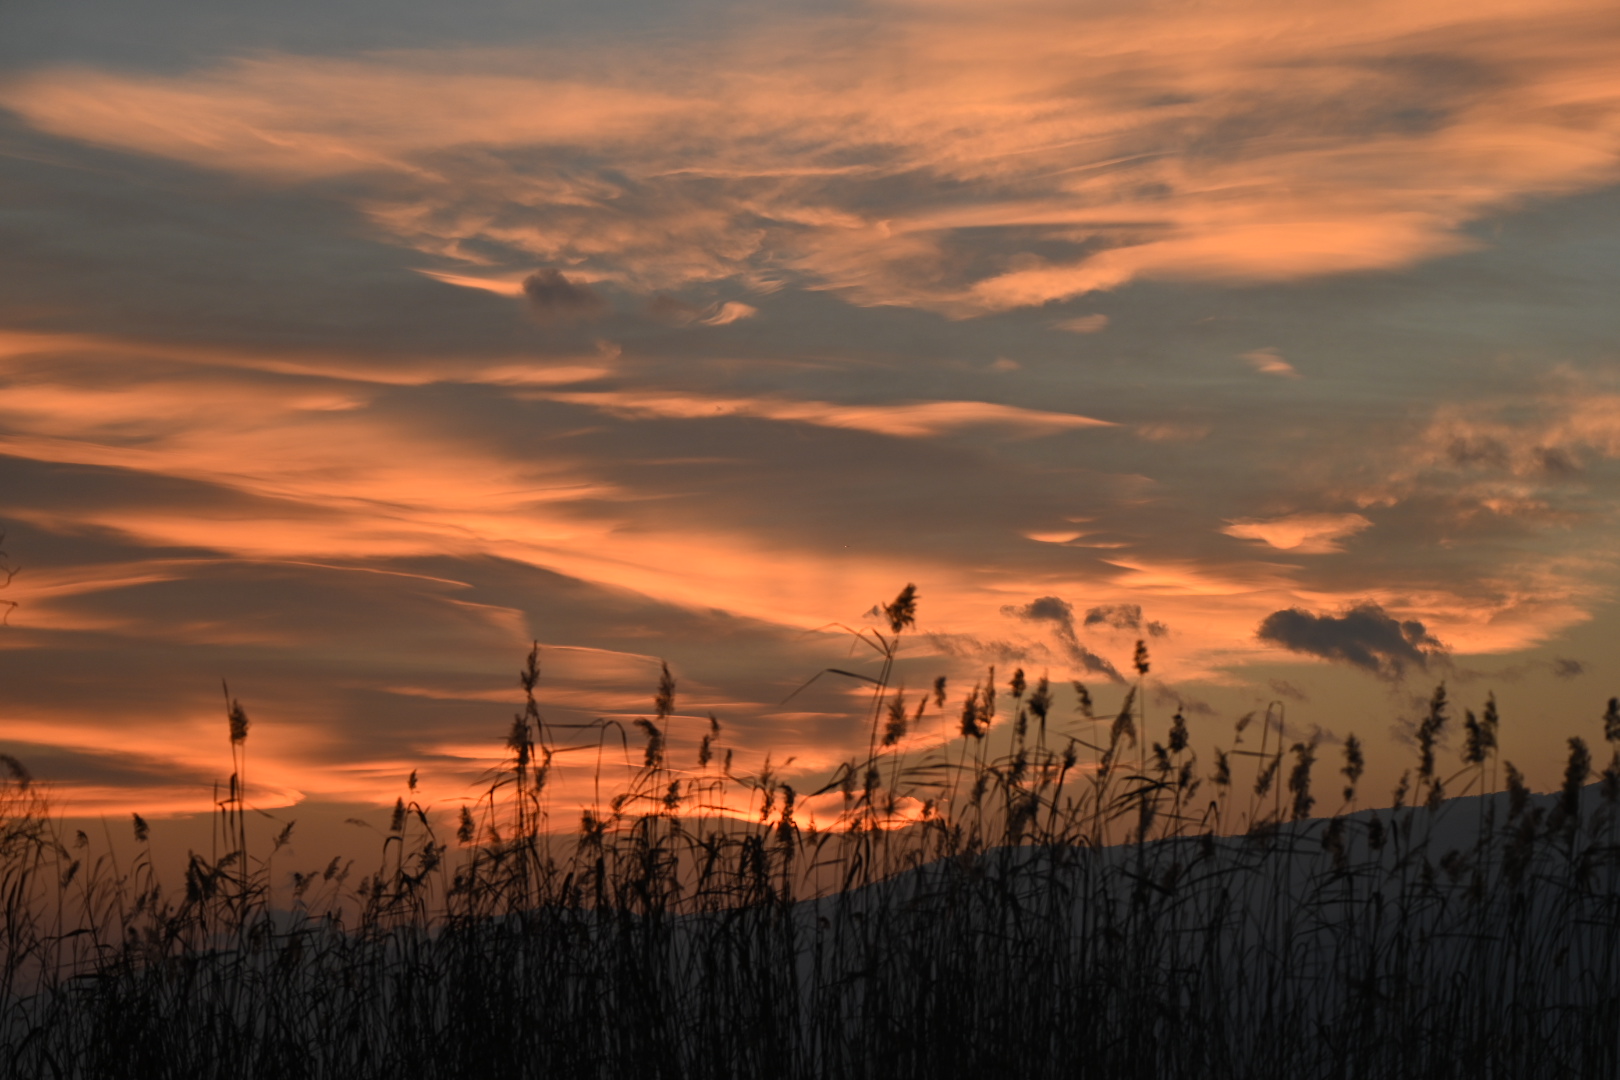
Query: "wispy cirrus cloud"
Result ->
[[5, 0, 1619, 314], [523, 389, 1114, 439]]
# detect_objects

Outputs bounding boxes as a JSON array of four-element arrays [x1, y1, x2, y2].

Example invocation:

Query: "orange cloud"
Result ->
[[1, 0, 1615, 310], [1223, 513, 1373, 553], [1, 328, 1603, 693], [525, 389, 1114, 438], [1240, 348, 1301, 378]]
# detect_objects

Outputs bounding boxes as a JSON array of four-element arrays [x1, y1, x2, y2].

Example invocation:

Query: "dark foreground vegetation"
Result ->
[[4, 588, 1620, 1079]]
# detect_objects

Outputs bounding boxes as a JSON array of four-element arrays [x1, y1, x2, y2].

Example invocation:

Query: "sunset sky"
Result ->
[[4, 0, 1620, 826]]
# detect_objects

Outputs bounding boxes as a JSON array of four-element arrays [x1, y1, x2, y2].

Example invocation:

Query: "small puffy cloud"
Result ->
[[1002, 596, 1125, 682], [522, 269, 607, 323], [1222, 512, 1373, 554], [1242, 348, 1299, 378], [1084, 603, 1141, 631], [1256, 602, 1446, 679], [1081, 603, 1167, 636], [1052, 314, 1109, 334], [989, 357, 1022, 372], [1552, 657, 1585, 678], [1015, 596, 1076, 623]]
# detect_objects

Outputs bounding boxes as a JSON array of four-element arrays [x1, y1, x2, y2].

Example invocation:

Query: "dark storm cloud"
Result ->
[[1256, 602, 1446, 680], [522, 270, 607, 323], [1002, 597, 1125, 683]]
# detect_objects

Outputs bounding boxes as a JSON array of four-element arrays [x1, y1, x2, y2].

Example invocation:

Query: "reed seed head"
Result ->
[[634, 718, 664, 768], [655, 661, 676, 721], [882, 583, 918, 634], [0, 752, 30, 790], [1028, 677, 1051, 724], [1288, 741, 1317, 821], [1505, 760, 1528, 818], [1463, 709, 1486, 766], [1342, 734, 1365, 786], [1416, 682, 1447, 781], [882, 689, 908, 747], [506, 715, 531, 765], [521, 644, 540, 695], [1072, 681, 1093, 718], [1254, 755, 1279, 799], [959, 684, 985, 739], [1169, 708, 1188, 754], [1560, 736, 1591, 822], [227, 700, 249, 745], [1111, 687, 1137, 749]]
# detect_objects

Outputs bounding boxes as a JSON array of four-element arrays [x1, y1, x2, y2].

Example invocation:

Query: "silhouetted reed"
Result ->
[[3, 586, 1619, 1078]]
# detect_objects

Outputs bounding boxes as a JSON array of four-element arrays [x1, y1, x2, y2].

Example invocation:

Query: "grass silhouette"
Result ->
[[3, 586, 1620, 1078]]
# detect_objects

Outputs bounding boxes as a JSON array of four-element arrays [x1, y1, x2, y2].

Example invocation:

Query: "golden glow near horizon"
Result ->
[[1, 0, 1620, 816]]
